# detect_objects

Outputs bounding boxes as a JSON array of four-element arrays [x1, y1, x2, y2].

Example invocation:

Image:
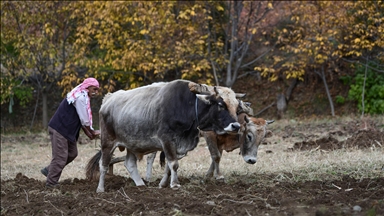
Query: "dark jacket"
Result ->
[[48, 98, 81, 143]]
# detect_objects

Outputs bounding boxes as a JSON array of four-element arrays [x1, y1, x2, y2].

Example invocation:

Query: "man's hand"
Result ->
[[82, 126, 100, 140], [93, 130, 101, 139]]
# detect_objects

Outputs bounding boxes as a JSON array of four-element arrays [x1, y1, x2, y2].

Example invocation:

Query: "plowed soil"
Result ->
[[1, 118, 384, 216]]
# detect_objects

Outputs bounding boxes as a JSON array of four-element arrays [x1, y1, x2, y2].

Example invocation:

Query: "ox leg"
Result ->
[[145, 152, 157, 182], [213, 150, 225, 181], [159, 160, 180, 188], [168, 160, 180, 189], [124, 151, 145, 186], [159, 161, 171, 188], [205, 136, 224, 180], [97, 148, 112, 193]]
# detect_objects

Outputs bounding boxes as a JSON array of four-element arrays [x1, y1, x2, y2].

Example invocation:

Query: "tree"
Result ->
[[1, 2, 79, 127], [255, 1, 383, 116], [340, 1, 384, 64], [71, 1, 216, 91], [206, 1, 280, 87]]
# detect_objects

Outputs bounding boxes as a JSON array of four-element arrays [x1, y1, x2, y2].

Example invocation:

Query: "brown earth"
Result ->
[[2, 119, 384, 216], [1, 171, 383, 216]]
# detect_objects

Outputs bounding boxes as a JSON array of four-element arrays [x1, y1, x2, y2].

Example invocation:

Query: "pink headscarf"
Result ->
[[66, 78, 99, 128]]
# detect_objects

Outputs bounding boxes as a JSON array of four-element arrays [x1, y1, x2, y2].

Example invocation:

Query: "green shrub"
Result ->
[[348, 63, 384, 114], [335, 95, 345, 105]]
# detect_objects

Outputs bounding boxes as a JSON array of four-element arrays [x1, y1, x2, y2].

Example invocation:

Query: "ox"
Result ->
[[145, 107, 274, 181], [202, 115, 274, 180], [86, 79, 243, 192]]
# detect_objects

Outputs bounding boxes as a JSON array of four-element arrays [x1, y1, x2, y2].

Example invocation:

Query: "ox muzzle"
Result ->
[[243, 155, 257, 164], [222, 122, 241, 134]]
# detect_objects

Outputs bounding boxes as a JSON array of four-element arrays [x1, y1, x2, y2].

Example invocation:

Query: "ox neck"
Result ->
[[195, 97, 199, 127]]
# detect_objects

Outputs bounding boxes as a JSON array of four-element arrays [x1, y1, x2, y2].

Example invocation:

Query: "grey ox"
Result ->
[[86, 79, 244, 192]]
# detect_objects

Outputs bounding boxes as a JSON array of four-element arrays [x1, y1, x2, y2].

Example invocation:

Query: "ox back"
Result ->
[[88, 79, 241, 192]]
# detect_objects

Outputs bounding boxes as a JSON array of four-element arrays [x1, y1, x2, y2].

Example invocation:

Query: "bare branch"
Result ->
[[342, 58, 384, 73], [241, 44, 276, 69]]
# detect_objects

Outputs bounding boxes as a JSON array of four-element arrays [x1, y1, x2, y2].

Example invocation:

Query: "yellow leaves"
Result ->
[[181, 72, 189, 79], [267, 3, 273, 9], [346, 50, 362, 57], [332, 50, 342, 57], [315, 54, 328, 64], [269, 74, 278, 82], [285, 69, 305, 80], [140, 29, 149, 35], [354, 38, 361, 43], [216, 5, 224, 11], [44, 23, 54, 36]]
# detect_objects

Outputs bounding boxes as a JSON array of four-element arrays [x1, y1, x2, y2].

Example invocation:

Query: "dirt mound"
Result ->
[[291, 130, 383, 151], [1, 173, 383, 215]]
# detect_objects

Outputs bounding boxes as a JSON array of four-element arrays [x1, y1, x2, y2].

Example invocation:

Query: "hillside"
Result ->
[[232, 73, 358, 120]]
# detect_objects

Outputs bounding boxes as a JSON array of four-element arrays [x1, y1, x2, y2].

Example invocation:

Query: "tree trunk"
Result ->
[[42, 92, 48, 128], [320, 64, 335, 116], [361, 57, 368, 118]]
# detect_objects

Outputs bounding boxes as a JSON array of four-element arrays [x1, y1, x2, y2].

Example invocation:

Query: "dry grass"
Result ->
[[1, 116, 383, 184]]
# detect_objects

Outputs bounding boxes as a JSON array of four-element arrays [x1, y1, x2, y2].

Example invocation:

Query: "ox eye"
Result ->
[[246, 133, 253, 141], [218, 102, 226, 110]]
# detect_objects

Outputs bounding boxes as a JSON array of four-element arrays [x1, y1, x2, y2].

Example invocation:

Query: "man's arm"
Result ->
[[74, 93, 100, 140], [82, 125, 100, 140]]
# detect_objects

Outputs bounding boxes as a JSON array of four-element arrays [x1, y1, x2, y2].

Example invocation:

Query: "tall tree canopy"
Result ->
[[1, 1, 79, 127], [71, 1, 215, 91], [254, 1, 383, 116]]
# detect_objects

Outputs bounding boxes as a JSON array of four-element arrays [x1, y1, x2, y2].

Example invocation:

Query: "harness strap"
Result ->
[[195, 97, 199, 127]]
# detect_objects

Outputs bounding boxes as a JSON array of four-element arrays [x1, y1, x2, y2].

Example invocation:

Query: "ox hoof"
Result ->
[[135, 182, 146, 187], [170, 183, 181, 190], [96, 188, 105, 193], [159, 183, 168, 188], [215, 176, 225, 182]]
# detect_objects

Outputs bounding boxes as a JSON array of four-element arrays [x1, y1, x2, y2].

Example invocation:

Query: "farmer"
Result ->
[[41, 77, 101, 188]]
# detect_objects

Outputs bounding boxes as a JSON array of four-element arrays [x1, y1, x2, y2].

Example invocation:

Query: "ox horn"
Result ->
[[235, 93, 246, 98], [188, 82, 212, 95], [266, 120, 275, 125]]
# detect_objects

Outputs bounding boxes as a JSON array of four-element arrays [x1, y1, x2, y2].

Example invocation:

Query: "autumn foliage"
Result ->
[[1, 1, 383, 125]]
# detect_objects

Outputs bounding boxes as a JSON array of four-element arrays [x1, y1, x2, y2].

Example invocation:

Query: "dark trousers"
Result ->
[[45, 126, 78, 185]]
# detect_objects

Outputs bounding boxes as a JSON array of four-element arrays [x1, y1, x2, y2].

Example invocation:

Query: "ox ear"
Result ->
[[235, 93, 246, 98], [189, 82, 212, 95], [196, 94, 211, 104], [244, 114, 250, 123], [266, 120, 275, 125], [265, 130, 273, 138], [238, 100, 254, 116]]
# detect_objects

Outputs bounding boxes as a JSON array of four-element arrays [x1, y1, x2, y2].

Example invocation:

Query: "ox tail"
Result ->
[[160, 151, 166, 168], [86, 150, 102, 181]]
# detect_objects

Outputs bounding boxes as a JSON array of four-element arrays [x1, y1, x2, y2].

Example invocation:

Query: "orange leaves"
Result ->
[[257, 1, 383, 83], [70, 1, 216, 87]]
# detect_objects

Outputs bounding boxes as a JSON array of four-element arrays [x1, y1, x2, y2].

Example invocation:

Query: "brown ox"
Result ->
[[145, 113, 273, 181], [201, 114, 273, 180]]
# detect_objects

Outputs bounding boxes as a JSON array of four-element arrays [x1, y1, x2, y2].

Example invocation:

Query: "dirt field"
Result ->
[[1, 116, 384, 216]]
